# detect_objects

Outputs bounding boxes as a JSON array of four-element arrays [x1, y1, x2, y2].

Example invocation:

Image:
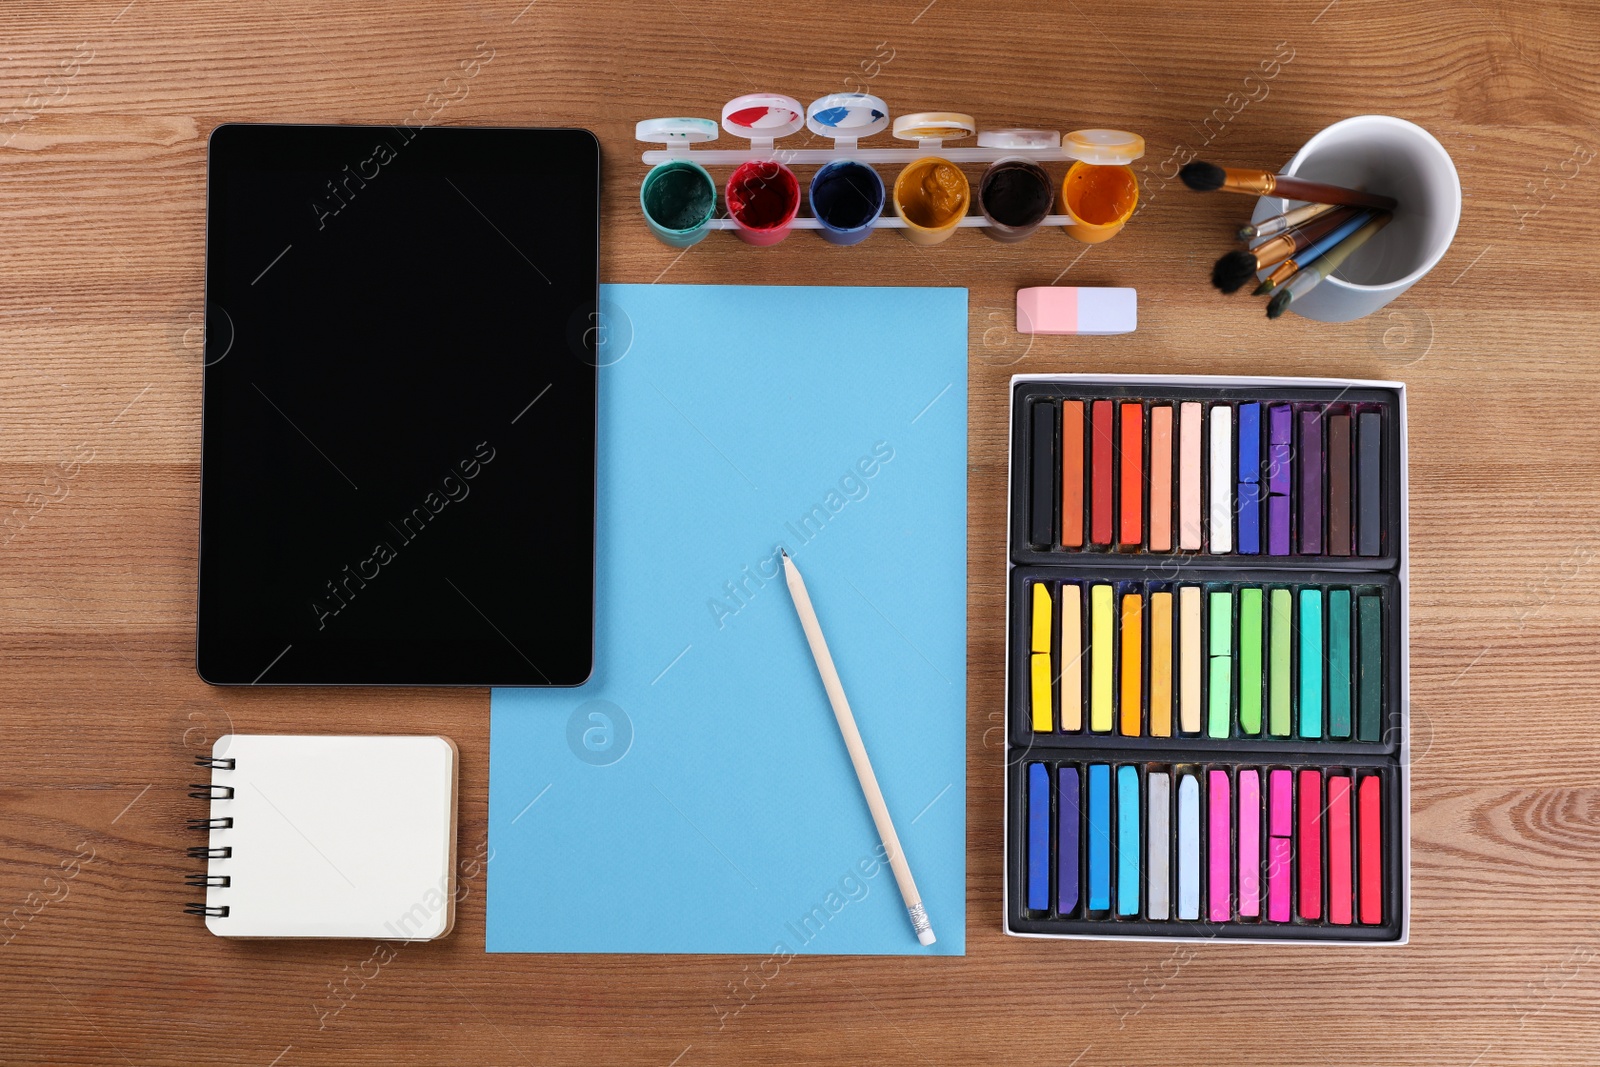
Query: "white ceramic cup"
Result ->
[[1249, 115, 1461, 323]]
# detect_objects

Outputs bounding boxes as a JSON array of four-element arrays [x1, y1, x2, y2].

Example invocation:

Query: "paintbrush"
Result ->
[[1267, 213, 1393, 319], [1253, 209, 1384, 296], [1211, 206, 1364, 293], [1239, 201, 1341, 240], [1181, 161, 1397, 211]]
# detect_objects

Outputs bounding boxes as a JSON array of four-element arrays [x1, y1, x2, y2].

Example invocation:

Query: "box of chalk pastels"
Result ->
[[1003, 375, 1409, 944]]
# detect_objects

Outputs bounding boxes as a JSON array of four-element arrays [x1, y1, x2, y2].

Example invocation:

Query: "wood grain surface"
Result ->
[[2, 1, 1598, 1064]]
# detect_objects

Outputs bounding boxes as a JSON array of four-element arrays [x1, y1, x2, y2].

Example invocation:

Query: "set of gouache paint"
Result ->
[[1005, 375, 1410, 944]]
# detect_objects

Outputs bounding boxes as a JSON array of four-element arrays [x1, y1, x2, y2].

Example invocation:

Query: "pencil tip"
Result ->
[[779, 548, 790, 560]]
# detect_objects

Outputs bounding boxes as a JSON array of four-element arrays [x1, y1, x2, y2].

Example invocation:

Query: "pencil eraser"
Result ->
[[1016, 287, 1137, 335]]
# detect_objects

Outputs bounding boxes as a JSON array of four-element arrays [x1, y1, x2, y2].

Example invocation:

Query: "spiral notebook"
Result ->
[[186, 735, 458, 939]]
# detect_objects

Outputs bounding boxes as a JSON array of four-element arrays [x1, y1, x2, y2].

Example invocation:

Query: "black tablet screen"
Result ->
[[198, 124, 597, 685]]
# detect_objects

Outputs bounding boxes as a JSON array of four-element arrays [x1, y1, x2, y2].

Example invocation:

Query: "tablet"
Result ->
[[198, 124, 597, 685]]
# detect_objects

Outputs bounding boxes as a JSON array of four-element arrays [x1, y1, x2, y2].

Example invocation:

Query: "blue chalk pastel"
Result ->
[[1058, 766, 1080, 914], [1300, 588, 1324, 738], [1116, 765, 1141, 916], [1027, 763, 1049, 912], [1088, 764, 1111, 912], [1177, 773, 1200, 920]]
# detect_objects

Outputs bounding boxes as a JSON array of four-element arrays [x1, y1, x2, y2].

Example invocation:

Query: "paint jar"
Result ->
[[1045, 130, 1145, 244], [635, 118, 722, 247], [725, 160, 801, 246], [802, 93, 891, 245], [892, 158, 970, 246], [639, 159, 718, 248], [889, 112, 976, 246], [978, 159, 1055, 243], [808, 160, 885, 245], [1059, 161, 1140, 244]]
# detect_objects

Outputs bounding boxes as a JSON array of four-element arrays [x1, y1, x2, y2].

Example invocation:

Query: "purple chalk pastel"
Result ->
[[1268, 495, 1291, 555], [1267, 405, 1292, 554], [1300, 409, 1323, 554]]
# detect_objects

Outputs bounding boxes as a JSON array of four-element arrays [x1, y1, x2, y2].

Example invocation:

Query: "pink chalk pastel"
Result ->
[[1016, 287, 1137, 335], [1209, 771, 1231, 921]]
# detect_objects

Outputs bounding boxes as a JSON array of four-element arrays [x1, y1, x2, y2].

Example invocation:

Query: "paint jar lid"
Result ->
[[1064, 129, 1145, 165], [892, 112, 976, 142], [635, 117, 719, 145], [977, 129, 1061, 150], [806, 93, 890, 140], [721, 93, 805, 141]]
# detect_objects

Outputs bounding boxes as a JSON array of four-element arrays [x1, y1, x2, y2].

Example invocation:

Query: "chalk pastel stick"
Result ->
[[1061, 585, 1083, 731], [1150, 405, 1174, 551], [1299, 589, 1324, 739], [1359, 594, 1383, 742], [1299, 409, 1323, 554], [1121, 593, 1142, 737], [1329, 589, 1352, 739], [1208, 591, 1232, 738], [1088, 764, 1111, 911], [1117, 765, 1141, 916], [1059, 766, 1080, 914], [1179, 586, 1201, 733], [1328, 413, 1352, 556], [1238, 402, 1261, 554], [1031, 400, 1056, 547], [1328, 775, 1353, 925], [1177, 773, 1200, 920], [1179, 402, 1202, 551], [1239, 588, 1263, 735], [1091, 400, 1113, 546], [1209, 405, 1233, 553], [1298, 768, 1323, 920], [1027, 762, 1050, 911], [1120, 402, 1143, 546], [1359, 775, 1382, 924], [1031, 581, 1052, 654], [1269, 589, 1292, 737], [1358, 410, 1382, 556], [1090, 584, 1113, 733], [1267, 769, 1292, 922], [1238, 769, 1261, 918], [1147, 771, 1171, 920], [1062, 400, 1085, 548], [1031, 652, 1053, 733], [1208, 770, 1231, 921], [1150, 591, 1173, 737], [1267, 404, 1292, 555]]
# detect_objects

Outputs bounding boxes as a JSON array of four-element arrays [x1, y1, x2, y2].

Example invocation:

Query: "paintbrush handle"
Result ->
[[1250, 206, 1360, 268], [1217, 167, 1396, 210], [1287, 214, 1394, 298]]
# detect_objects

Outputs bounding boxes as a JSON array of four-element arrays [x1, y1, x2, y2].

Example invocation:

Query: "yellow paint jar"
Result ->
[[1059, 160, 1140, 244], [892, 157, 971, 246]]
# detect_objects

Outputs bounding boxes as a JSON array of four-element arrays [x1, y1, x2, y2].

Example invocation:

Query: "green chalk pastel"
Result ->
[[1329, 589, 1352, 739], [1359, 594, 1383, 741], [1299, 589, 1323, 739], [1270, 589, 1292, 736], [1239, 588, 1263, 735], [1208, 592, 1231, 737]]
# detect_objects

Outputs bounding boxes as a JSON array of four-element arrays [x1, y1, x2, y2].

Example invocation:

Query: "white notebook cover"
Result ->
[[201, 735, 457, 939]]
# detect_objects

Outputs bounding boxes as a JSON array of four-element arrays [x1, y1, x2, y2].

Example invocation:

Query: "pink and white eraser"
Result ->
[[1016, 287, 1137, 335]]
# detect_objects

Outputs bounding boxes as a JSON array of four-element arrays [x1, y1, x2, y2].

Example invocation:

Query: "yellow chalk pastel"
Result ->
[[1179, 585, 1201, 734], [1150, 591, 1173, 737], [1060, 584, 1082, 731], [1091, 584, 1113, 732], [1031, 652, 1053, 732], [1031, 582, 1052, 654]]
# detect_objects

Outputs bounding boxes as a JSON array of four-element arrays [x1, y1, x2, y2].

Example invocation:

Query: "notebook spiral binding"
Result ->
[[185, 755, 233, 919]]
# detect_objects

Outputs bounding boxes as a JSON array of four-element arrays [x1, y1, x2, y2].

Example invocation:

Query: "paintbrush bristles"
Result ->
[[1266, 290, 1292, 319], [1212, 250, 1260, 294], [1179, 161, 1227, 191]]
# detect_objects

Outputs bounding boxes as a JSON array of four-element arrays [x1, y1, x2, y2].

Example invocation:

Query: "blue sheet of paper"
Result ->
[[487, 284, 967, 954]]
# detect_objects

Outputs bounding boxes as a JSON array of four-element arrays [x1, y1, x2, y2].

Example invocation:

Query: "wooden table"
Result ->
[[3, 1, 1597, 1063]]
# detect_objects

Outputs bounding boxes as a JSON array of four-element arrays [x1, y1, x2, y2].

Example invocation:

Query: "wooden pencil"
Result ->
[[780, 550, 936, 946]]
